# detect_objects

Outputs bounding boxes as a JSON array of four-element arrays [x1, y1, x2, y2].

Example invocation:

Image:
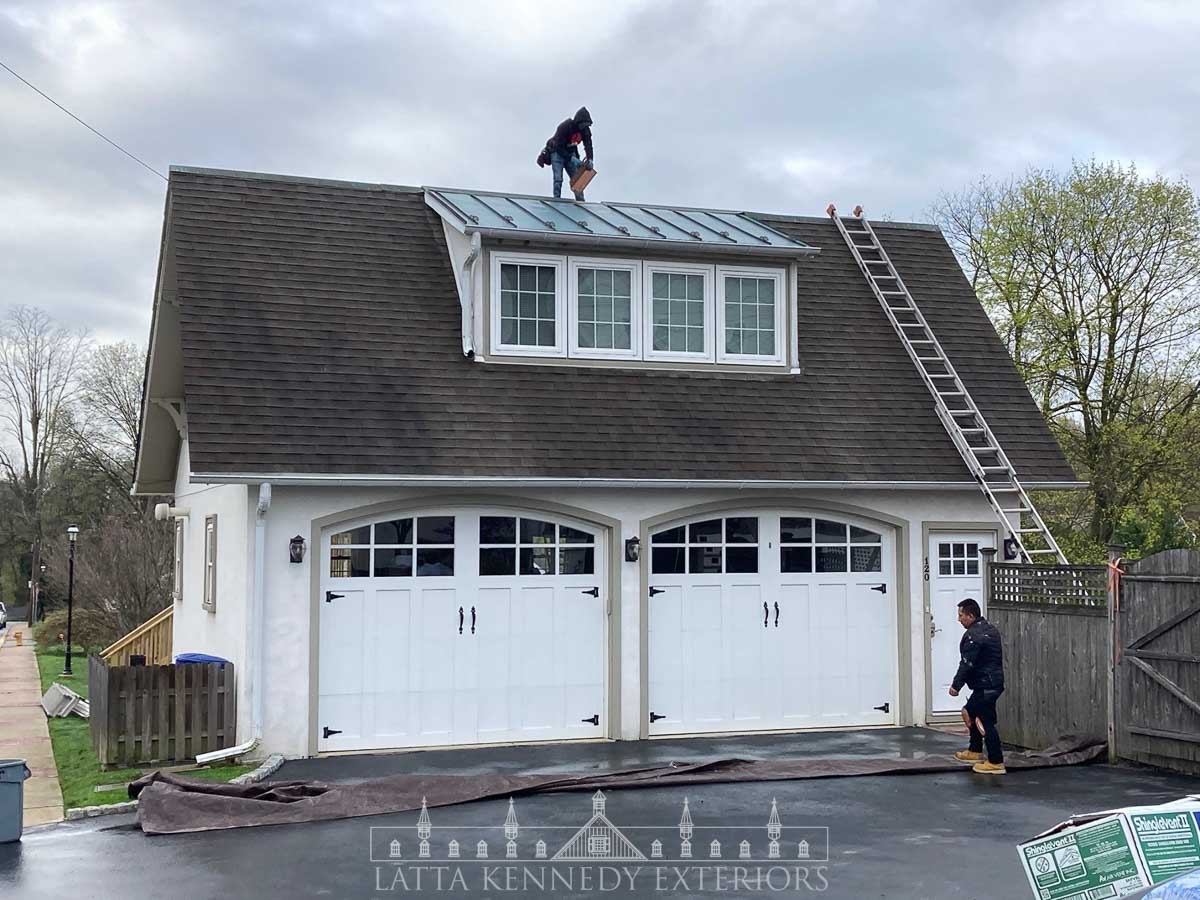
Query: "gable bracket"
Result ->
[[152, 398, 188, 440]]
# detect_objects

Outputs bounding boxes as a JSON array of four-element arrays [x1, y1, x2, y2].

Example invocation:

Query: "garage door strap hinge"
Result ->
[[650, 712, 666, 723], [322, 726, 342, 739], [871, 584, 887, 594], [325, 591, 344, 603], [581, 714, 599, 726], [873, 703, 890, 714]]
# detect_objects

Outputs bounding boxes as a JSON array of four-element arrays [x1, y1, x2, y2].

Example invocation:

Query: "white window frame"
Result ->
[[490, 252, 567, 358], [642, 261, 715, 362], [173, 519, 184, 603], [202, 515, 217, 613], [567, 256, 642, 360], [715, 265, 787, 365]]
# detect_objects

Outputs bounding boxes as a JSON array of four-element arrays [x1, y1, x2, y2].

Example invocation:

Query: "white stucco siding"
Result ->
[[210, 483, 998, 758], [170, 440, 253, 740]]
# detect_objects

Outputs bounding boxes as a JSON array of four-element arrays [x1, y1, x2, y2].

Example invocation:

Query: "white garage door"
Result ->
[[648, 511, 897, 736], [319, 508, 607, 752]]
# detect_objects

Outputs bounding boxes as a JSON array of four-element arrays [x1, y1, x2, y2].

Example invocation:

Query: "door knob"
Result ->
[[458, 606, 464, 635], [774, 601, 780, 628], [471, 606, 476, 634], [763, 601, 769, 627]]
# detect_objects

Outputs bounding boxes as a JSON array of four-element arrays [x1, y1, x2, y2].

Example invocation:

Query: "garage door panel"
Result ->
[[729, 583, 766, 723], [778, 583, 814, 725], [319, 509, 607, 751], [648, 585, 684, 729]]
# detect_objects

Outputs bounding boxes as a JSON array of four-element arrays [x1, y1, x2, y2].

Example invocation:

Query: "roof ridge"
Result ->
[[168, 166, 940, 230]]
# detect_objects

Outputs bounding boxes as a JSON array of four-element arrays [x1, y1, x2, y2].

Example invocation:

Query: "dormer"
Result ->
[[425, 188, 818, 373]]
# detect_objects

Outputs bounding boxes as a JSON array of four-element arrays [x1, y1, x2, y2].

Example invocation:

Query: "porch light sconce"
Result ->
[[624, 536, 640, 563], [289, 535, 307, 564], [1003, 537, 1019, 561]]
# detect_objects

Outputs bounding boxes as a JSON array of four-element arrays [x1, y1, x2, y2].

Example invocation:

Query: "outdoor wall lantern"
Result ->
[[1003, 537, 1019, 561], [289, 535, 307, 564], [624, 536, 640, 563]]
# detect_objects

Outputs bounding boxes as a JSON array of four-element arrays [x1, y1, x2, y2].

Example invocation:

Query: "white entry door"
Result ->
[[648, 512, 897, 736], [319, 508, 607, 752], [927, 532, 992, 715]]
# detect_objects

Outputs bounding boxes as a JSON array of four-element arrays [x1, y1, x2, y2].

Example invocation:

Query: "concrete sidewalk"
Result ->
[[0, 624, 63, 827]]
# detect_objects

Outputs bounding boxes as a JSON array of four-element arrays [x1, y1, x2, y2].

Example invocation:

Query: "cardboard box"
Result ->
[[1018, 798, 1200, 900], [570, 165, 596, 195]]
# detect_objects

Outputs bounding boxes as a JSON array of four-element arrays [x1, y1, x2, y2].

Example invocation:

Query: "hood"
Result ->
[[574, 106, 592, 127]]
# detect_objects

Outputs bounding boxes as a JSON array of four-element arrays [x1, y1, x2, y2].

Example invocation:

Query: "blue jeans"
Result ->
[[551, 152, 585, 200]]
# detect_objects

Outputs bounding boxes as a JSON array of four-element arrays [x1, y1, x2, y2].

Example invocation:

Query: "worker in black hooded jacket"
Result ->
[[948, 597, 1007, 774], [538, 106, 594, 200]]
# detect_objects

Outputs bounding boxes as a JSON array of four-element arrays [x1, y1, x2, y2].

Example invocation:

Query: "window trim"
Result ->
[[567, 256, 642, 360], [173, 519, 184, 603], [202, 515, 217, 613], [490, 252, 568, 358], [642, 261, 716, 362], [715, 265, 787, 365]]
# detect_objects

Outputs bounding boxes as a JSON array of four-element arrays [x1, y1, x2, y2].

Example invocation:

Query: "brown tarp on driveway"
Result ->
[[131, 738, 1105, 835]]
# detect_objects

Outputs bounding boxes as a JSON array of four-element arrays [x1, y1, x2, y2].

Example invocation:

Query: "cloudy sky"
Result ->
[[2, 0, 1197, 344]]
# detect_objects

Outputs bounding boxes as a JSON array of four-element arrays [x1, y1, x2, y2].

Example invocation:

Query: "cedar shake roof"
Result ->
[[133, 167, 1077, 491]]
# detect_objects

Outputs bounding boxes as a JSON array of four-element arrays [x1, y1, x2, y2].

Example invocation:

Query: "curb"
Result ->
[[64, 753, 288, 821]]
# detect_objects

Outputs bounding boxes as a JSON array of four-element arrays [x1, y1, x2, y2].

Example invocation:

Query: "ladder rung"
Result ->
[[888, 306, 912, 312], [980, 466, 1009, 472], [961, 428, 985, 433], [853, 246, 877, 252], [947, 409, 974, 414], [881, 291, 906, 296], [863, 260, 890, 265], [991, 487, 1020, 492], [873, 275, 898, 279], [917, 356, 942, 361], [1001, 508, 1031, 514], [910, 340, 935, 344], [900, 323, 926, 328], [928, 374, 955, 379], [970, 447, 1000, 453], [939, 390, 965, 395], [1026, 549, 1059, 556], [1015, 528, 1043, 534]]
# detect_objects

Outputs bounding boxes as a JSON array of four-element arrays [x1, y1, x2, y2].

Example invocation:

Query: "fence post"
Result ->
[[980, 547, 997, 609], [1106, 543, 1125, 765]]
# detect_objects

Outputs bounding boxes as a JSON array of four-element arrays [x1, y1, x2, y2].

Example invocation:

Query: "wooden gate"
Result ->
[[1116, 549, 1200, 775]]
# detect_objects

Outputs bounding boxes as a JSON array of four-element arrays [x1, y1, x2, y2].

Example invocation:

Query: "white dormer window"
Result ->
[[488, 251, 786, 367]]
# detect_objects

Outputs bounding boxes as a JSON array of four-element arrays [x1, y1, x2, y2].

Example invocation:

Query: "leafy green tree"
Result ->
[[935, 161, 1200, 548]]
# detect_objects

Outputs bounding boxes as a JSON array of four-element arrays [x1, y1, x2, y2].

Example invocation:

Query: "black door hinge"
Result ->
[[325, 591, 345, 603], [871, 584, 887, 594], [581, 587, 599, 597], [873, 702, 890, 714], [650, 712, 666, 723], [322, 726, 343, 739], [581, 714, 599, 726], [649, 587, 666, 596]]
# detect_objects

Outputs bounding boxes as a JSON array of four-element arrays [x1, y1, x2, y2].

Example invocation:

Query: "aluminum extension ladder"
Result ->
[[827, 204, 1067, 564]]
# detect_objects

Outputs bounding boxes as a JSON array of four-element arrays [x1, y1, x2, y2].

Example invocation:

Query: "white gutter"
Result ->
[[187, 473, 1081, 491], [198, 482, 271, 765]]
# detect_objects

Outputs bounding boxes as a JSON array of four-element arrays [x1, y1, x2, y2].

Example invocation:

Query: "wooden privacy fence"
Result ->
[[1116, 549, 1200, 775], [89, 657, 236, 767], [986, 549, 1200, 776]]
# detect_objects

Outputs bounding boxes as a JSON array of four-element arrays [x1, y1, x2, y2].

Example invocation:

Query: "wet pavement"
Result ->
[[2, 728, 1196, 899]]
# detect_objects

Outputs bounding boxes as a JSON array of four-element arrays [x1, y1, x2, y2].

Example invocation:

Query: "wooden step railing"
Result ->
[[100, 605, 174, 666]]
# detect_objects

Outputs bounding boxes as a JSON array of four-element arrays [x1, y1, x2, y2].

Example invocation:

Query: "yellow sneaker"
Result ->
[[972, 761, 1006, 775], [954, 750, 984, 762]]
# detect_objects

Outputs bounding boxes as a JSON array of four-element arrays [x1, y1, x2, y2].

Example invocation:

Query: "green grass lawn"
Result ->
[[34, 644, 253, 809]]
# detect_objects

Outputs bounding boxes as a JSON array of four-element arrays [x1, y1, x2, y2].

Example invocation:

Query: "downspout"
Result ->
[[197, 481, 271, 764], [460, 232, 481, 358]]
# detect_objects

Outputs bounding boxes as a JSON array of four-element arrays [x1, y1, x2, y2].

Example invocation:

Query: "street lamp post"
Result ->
[[63, 524, 79, 677]]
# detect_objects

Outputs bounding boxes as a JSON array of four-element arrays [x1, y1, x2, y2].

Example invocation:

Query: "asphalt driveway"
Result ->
[[1, 728, 1195, 899]]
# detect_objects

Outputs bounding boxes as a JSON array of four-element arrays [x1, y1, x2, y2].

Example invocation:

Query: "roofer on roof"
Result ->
[[538, 106, 593, 201]]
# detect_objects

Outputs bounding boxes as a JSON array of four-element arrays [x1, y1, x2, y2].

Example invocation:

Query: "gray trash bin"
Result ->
[[0, 759, 32, 842]]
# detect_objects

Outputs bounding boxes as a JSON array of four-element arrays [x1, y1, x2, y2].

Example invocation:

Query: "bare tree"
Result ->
[[0, 306, 89, 609], [68, 341, 144, 503]]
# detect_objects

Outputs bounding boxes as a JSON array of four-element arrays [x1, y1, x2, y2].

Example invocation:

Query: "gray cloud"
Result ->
[[1, 0, 1197, 342]]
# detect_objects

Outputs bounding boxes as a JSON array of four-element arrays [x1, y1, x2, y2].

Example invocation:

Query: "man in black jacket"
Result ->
[[538, 106, 594, 200], [948, 598, 1006, 774]]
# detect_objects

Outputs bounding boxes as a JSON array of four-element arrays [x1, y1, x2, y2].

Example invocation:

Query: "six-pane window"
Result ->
[[650, 271, 706, 354], [330, 516, 456, 578], [780, 517, 882, 573], [938, 542, 980, 576], [577, 267, 633, 351], [499, 263, 557, 348], [479, 516, 595, 576], [651, 517, 759, 574]]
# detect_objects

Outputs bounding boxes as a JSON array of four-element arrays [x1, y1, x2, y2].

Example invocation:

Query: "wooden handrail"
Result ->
[[100, 605, 174, 666]]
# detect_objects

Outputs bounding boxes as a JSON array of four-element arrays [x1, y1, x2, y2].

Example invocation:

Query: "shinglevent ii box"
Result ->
[[1018, 798, 1200, 900]]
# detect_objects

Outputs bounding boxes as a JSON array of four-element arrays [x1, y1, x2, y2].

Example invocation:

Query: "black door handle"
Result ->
[[582, 587, 599, 597], [581, 714, 599, 726], [650, 712, 666, 723], [322, 726, 342, 739], [325, 591, 344, 603], [458, 606, 464, 634], [774, 601, 780, 628], [471, 606, 476, 634], [649, 587, 666, 596], [763, 601, 769, 627]]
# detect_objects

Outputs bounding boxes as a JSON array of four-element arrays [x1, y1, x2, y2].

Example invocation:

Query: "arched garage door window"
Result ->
[[650, 515, 882, 574]]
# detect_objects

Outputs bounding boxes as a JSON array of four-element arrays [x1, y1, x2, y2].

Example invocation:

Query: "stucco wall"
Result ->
[[170, 440, 252, 739], [173, 482, 999, 758]]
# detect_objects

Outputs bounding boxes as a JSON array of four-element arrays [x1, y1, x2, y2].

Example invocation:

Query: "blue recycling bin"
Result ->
[[0, 759, 31, 842]]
